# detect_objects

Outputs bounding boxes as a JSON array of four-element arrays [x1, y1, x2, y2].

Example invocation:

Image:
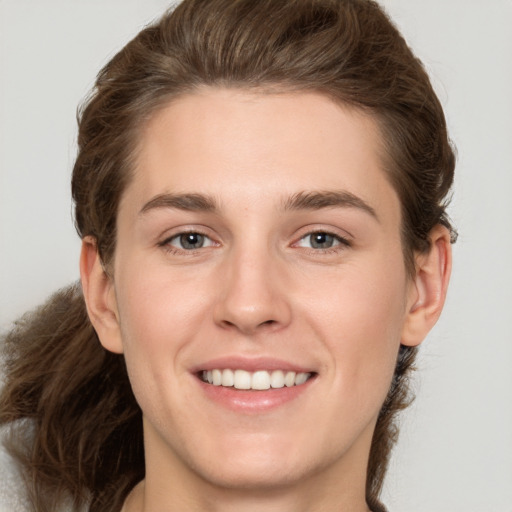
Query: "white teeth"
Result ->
[[201, 369, 312, 390], [212, 369, 222, 386], [270, 370, 285, 388], [251, 370, 271, 390], [234, 369, 252, 390], [295, 372, 309, 385], [221, 368, 234, 387], [284, 371, 295, 387]]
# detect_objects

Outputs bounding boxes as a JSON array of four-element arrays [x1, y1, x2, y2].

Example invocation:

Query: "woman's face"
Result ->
[[109, 89, 417, 496]]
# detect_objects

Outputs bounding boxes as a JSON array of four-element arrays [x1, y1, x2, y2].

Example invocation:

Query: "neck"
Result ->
[[122, 440, 373, 512], [123, 418, 377, 512], [122, 479, 372, 512]]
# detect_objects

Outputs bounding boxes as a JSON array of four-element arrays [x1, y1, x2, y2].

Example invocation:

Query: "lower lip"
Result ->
[[196, 377, 315, 413]]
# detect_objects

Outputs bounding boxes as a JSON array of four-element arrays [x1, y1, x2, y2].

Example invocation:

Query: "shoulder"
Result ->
[[0, 424, 32, 512], [0, 423, 89, 512]]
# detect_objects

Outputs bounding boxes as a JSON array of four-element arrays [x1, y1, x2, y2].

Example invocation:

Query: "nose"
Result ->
[[213, 246, 292, 336]]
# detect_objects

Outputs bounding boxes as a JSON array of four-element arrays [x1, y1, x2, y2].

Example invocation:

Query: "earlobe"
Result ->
[[80, 236, 124, 354], [401, 225, 452, 347]]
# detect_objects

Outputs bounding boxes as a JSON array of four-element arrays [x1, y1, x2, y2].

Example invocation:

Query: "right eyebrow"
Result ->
[[139, 193, 218, 215]]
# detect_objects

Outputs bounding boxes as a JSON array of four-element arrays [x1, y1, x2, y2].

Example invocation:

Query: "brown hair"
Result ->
[[0, 1, 456, 511]]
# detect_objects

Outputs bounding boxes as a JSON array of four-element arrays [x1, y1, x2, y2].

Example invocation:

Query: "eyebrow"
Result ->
[[139, 193, 218, 215], [139, 189, 378, 220], [283, 190, 378, 220]]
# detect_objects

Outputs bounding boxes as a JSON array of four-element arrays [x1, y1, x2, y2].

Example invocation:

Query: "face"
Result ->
[[108, 89, 416, 497]]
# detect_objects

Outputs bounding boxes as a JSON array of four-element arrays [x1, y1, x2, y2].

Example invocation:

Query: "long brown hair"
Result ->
[[0, 1, 456, 511]]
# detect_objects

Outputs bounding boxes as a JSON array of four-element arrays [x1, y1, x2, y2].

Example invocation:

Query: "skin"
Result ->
[[81, 89, 451, 512]]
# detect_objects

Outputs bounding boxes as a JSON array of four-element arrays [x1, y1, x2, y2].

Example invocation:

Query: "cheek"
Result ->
[[111, 271, 209, 439], [112, 260, 210, 389], [112, 247, 230, 381], [300, 253, 409, 404], [115, 272, 203, 351]]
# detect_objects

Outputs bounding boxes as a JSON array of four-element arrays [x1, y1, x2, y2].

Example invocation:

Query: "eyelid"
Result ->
[[156, 224, 352, 255], [292, 225, 352, 244], [169, 233, 215, 249], [296, 233, 347, 248], [158, 226, 220, 253]]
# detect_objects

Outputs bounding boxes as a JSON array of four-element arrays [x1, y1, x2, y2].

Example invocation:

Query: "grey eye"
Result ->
[[169, 233, 212, 250], [308, 233, 336, 249], [295, 231, 349, 251]]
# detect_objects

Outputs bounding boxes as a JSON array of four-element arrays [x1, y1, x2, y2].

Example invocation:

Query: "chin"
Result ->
[[180, 427, 358, 493], [193, 454, 313, 492]]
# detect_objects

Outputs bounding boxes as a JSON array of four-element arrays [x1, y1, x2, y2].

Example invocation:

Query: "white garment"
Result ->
[[0, 369, 85, 512], [0, 425, 31, 512]]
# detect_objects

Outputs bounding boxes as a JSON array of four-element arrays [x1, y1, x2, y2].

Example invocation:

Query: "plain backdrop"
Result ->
[[1, 1, 511, 511]]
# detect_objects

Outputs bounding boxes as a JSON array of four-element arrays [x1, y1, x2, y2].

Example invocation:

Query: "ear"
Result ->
[[80, 236, 124, 354], [401, 225, 452, 347]]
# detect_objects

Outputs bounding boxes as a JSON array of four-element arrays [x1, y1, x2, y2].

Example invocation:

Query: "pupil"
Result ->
[[311, 233, 333, 249], [180, 233, 204, 249]]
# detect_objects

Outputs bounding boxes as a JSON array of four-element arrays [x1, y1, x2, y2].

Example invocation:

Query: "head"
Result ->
[[74, 0, 455, 507]]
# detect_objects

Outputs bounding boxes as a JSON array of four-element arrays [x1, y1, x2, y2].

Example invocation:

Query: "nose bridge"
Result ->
[[214, 236, 291, 334]]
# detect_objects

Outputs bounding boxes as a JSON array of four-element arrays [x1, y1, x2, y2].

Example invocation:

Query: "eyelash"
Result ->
[[293, 231, 351, 254], [158, 229, 216, 255], [158, 229, 351, 255]]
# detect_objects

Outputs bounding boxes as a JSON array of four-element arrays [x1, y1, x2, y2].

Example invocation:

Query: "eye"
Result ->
[[296, 232, 348, 250], [166, 232, 215, 250]]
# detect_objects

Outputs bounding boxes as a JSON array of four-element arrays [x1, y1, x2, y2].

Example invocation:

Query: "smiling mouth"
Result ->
[[199, 369, 315, 390]]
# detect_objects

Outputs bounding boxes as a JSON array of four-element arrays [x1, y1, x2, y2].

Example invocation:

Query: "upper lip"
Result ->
[[190, 356, 315, 374]]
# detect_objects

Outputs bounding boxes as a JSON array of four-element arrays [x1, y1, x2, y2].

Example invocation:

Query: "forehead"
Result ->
[[121, 88, 399, 226]]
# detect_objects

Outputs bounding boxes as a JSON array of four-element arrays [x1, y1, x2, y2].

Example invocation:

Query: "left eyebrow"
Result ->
[[282, 190, 379, 221]]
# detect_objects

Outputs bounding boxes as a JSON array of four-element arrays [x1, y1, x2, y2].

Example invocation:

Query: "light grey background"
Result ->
[[1, 1, 511, 511]]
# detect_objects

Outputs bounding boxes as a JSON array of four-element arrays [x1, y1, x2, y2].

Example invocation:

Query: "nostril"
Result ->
[[218, 318, 278, 334]]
